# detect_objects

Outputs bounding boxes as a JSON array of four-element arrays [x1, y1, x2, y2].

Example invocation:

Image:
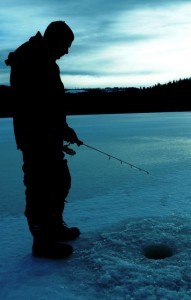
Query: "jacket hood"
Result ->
[[5, 31, 44, 66]]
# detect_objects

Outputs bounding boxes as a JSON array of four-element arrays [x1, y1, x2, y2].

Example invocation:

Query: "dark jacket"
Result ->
[[5, 31, 68, 150]]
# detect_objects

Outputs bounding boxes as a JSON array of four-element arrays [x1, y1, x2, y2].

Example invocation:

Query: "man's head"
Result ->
[[44, 21, 74, 60]]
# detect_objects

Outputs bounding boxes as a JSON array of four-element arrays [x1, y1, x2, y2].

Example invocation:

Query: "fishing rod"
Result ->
[[63, 143, 149, 175], [83, 143, 149, 175]]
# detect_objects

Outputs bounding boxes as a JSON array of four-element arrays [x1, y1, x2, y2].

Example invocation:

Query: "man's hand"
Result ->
[[76, 139, 83, 147], [63, 125, 83, 146]]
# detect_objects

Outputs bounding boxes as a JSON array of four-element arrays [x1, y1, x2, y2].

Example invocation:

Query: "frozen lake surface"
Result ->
[[1, 112, 191, 299]]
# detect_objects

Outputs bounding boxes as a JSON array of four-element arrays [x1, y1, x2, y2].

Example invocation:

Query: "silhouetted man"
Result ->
[[5, 21, 83, 258]]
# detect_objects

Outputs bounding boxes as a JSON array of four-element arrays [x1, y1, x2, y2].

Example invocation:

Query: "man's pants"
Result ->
[[21, 147, 71, 232]]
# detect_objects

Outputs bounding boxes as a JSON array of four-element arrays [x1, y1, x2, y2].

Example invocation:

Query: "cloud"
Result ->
[[1, 0, 191, 87], [68, 1, 191, 87]]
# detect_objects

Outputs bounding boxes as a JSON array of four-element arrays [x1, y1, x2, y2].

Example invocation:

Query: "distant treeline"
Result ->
[[66, 77, 191, 115], [1, 77, 191, 117]]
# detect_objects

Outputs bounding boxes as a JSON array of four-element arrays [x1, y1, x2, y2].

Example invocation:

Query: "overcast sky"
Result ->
[[1, 0, 191, 89]]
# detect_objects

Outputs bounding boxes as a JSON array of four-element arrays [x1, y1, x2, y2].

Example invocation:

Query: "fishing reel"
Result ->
[[63, 143, 76, 156]]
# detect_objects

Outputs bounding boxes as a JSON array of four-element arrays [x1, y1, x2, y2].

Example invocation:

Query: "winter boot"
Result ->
[[28, 222, 74, 259], [55, 221, 81, 241]]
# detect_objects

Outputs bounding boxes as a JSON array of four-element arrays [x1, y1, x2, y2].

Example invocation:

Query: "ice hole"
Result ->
[[143, 243, 173, 259]]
